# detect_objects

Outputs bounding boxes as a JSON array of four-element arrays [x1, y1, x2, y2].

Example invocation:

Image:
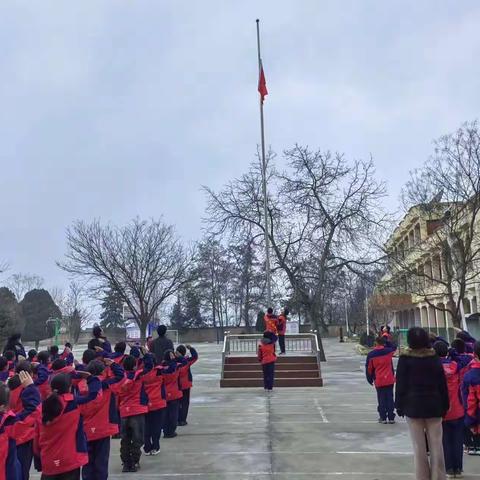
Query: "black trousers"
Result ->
[[179, 389, 191, 423], [41, 469, 80, 480], [120, 414, 145, 467], [82, 437, 110, 480], [144, 408, 165, 452], [278, 335, 286, 354], [376, 385, 395, 421], [262, 362, 275, 390], [17, 440, 33, 480], [442, 418, 464, 472], [164, 399, 180, 436]]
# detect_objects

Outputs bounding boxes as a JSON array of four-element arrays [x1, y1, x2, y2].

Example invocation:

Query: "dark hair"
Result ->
[[176, 345, 187, 356], [15, 360, 32, 375], [474, 341, 480, 358], [407, 327, 430, 350], [0, 357, 7, 371], [37, 351, 50, 365], [0, 383, 10, 407], [27, 349, 37, 361], [433, 341, 448, 357], [49, 345, 59, 356], [122, 355, 136, 371], [157, 325, 167, 337], [82, 349, 96, 365], [163, 349, 174, 362], [375, 336, 386, 346], [451, 338, 466, 354], [64, 342, 72, 349], [51, 359, 66, 371], [457, 331, 471, 343], [267, 307, 273, 315], [384, 326, 391, 333], [93, 326, 103, 338], [87, 338, 102, 351], [87, 360, 105, 377], [42, 373, 71, 424], [114, 341, 127, 354], [4, 350, 15, 361], [284, 308, 290, 316]]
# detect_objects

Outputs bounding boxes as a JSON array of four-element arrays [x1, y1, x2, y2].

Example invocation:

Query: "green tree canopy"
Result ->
[[0, 287, 23, 348], [100, 288, 125, 330]]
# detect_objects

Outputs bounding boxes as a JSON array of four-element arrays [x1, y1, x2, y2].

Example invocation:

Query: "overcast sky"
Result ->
[[1, 1, 480, 292]]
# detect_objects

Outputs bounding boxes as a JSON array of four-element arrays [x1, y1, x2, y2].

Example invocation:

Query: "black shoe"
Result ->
[[164, 432, 178, 438], [122, 465, 131, 473], [135, 463, 140, 470], [178, 421, 188, 426], [130, 465, 138, 473]]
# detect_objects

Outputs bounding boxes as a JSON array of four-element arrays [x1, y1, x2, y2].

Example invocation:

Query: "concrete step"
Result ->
[[225, 355, 317, 365], [220, 377, 323, 388], [223, 369, 320, 379], [224, 362, 318, 371]]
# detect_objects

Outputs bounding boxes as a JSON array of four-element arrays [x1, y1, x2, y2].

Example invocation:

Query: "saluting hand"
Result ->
[[19, 371, 33, 388]]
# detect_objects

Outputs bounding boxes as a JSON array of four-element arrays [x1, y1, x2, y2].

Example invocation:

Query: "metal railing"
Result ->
[[221, 333, 321, 378]]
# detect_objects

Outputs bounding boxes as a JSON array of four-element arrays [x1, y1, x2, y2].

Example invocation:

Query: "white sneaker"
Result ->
[[150, 449, 160, 456]]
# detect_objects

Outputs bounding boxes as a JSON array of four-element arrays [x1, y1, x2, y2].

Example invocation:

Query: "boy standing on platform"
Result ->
[[366, 336, 397, 424], [258, 332, 277, 392], [277, 308, 289, 355]]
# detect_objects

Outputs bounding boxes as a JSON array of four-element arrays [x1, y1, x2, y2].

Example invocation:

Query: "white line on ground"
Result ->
[[314, 398, 329, 423]]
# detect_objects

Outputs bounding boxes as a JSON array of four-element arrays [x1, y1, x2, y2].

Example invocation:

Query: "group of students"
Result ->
[[257, 307, 289, 391], [366, 325, 480, 479], [0, 325, 198, 480]]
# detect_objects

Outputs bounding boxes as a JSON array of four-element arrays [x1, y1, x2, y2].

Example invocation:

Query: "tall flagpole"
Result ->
[[256, 19, 272, 307]]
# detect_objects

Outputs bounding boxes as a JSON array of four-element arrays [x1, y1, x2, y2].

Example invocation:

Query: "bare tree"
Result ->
[[59, 218, 191, 341], [393, 121, 480, 328], [204, 146, 389, 358], [7, 273, 44, 301]]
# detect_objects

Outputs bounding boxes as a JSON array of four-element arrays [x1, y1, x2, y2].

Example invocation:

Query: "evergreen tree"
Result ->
[[21, 289, 61, 348], [169, 296, 188, 331], [184, 288, 206, 328], [0, 287, 23, 348], [99, 288, 125, 330]]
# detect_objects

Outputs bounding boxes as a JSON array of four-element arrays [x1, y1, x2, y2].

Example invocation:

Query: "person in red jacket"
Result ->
[[33, 351, 52, 401], [258, 332, 277, 391], [8, 361, 42, 480], [110, 355, 149, 473], [176, 345, 198, 426], [264, 308, 279, 336], [0, 370, 40, 480], [161, 350, 184, 439], [365, 336, 397, 424], [78, 358, 124, 480], [35, 372, 99, 480], [277, 308, 289, 355], [462, 341, 480, 457], [141, 353, 174, 455], [433, 341, 465, 477]]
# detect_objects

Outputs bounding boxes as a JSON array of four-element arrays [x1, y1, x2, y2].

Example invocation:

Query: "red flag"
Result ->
[[258, 61, 268, 103]]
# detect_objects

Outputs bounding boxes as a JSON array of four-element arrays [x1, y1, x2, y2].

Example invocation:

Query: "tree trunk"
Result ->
[[306, 304, 326, 362], [139, 320, 148, 343]]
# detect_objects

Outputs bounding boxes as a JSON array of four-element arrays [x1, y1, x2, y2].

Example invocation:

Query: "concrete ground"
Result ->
[[32, 338, 479, 479]]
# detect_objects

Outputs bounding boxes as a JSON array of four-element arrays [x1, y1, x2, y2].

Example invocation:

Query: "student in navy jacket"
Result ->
[[0, 371, 40, 480], [176, 345, 198, 426], [365, 336, 397, 423], [462, 341, 480, 455]]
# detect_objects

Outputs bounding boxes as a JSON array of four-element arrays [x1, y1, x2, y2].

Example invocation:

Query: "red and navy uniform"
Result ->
[[59, 349, 74, 366], [0, 370, 9, 382], [178, 348, 198, 425], [79, 362, 124, 480], [34, 365, 51, 401], [0, 385, 40, 480], [110, 370, 149, 418], [277, 315, 287, 336], [161, 359, 183, 437], [35, 385, 99, 477], [366, 342, 397, 422], [462, 359, 480, 433], [258, 340, 276, 390], [441, 358, 464, 421]]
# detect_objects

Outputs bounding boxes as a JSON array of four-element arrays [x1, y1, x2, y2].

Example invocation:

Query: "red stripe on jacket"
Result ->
[[110, 370, 149, 417], [441, 359, 464, 421], [178, 349, 198, 391]]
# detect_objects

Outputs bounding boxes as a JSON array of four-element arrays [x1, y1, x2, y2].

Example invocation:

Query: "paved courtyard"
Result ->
[[33, 338, 479, 479]]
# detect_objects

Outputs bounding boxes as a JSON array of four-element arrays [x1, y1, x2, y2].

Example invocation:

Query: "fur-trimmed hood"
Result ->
[[401, 347, 437, 358]]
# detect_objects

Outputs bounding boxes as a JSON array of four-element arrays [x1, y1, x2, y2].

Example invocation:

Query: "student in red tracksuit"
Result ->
[[0, 371, 40, 480], [462, 341, 480, 456], [110, 355, 149, 473], [277, 309, 289, 355], [35, 372, 99, 480], [176, 345, 198, 426], [264, 308, 279, 337], [365, 336, 397, 424], [434, 341, 465, 476], [8, 361, 42, 480], [258, 332, 277, 391], [34, 351, 52, 401], [142, 353, 174, 455], [78, 359, 124, 480], [161, 350, 184, 439]]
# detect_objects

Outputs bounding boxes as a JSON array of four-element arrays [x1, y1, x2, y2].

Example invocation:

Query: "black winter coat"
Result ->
[[394, 348, 449, 418], [153, 335, 174, 364]]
